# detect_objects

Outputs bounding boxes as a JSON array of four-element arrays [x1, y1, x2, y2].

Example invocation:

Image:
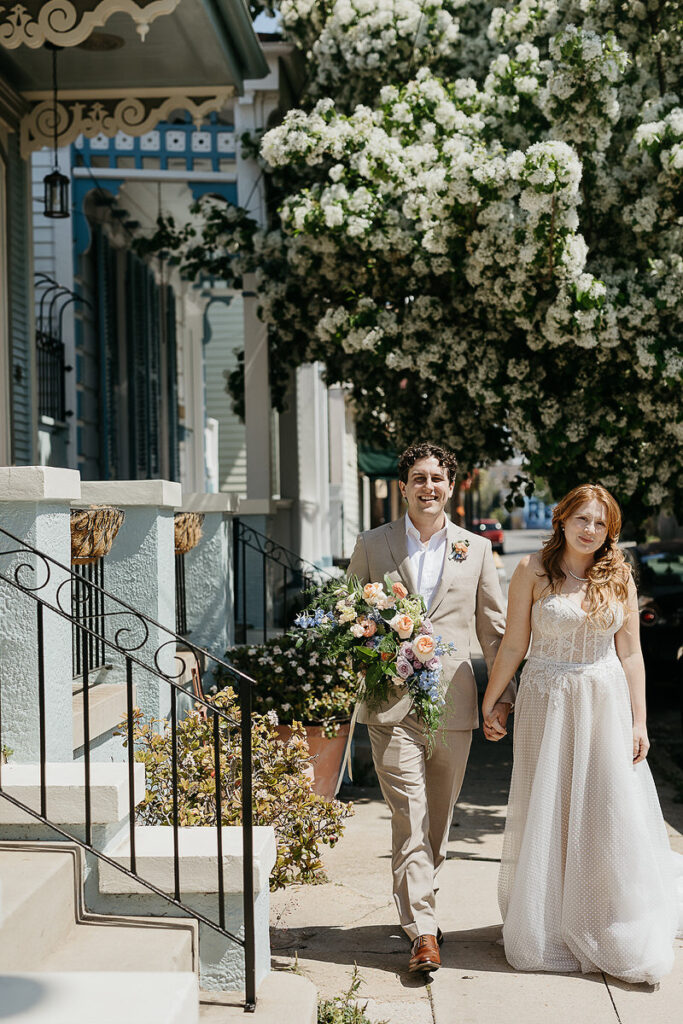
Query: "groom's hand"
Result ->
[[482, 701, 511, 742]]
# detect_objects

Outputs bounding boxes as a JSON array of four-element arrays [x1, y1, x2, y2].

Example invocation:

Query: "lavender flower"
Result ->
[[396, 657, 414, 679]]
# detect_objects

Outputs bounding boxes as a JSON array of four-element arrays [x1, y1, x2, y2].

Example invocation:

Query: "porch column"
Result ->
[[297, 364, 333, 568], [0, 466, 81, 762], [180, 492, 237, 670], [78, 480, 181, 724], [242, 273, 272, 504]]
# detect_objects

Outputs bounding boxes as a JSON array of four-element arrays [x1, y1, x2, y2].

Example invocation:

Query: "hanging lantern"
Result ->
[[43, 44, 70, 220], [44, 168, 70, 219]]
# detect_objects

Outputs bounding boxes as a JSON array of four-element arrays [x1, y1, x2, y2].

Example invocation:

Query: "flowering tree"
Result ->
[[148, 1, 682, 520]]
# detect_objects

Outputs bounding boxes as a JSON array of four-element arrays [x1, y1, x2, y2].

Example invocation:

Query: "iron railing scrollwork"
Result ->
[[233, 519, 335, 644], [0, 526, 259, 1012]]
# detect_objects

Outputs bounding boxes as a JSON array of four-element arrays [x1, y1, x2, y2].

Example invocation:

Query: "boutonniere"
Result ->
[[449, 539, 470, 562]]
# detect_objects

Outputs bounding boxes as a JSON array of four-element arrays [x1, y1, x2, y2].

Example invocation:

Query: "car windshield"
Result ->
[[640, 551, 683, 586]]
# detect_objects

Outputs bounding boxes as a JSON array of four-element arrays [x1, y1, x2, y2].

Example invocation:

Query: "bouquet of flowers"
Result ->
[[292, 574, 455, 750]]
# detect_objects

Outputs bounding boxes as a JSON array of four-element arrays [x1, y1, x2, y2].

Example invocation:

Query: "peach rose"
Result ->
[[361, 618, 377, 638], [392, 581, 408, 599], [389, 613, 414, 640], [412, 635, 437, 663], [363, 582, 384, 605]]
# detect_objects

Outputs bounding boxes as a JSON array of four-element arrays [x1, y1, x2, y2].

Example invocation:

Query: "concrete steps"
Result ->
[[0, 972, 199, 1024], [0, 842, 198, 1023], [0, 831, 318, 1023]]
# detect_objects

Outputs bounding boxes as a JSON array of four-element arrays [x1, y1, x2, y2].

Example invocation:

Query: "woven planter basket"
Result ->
[[174, 512, 205, 555], [70, 506, 125, 565]]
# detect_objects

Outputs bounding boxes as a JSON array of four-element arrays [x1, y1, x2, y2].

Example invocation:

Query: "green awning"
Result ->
[[357, 446, 399, 479]]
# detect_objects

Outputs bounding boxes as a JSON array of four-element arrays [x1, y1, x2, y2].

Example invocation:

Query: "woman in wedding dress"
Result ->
[[481, 484, 683, 984]]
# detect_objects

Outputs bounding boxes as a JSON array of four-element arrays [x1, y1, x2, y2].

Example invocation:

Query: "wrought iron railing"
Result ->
[[0, 526, 259, 1012], [36, 332, 67, 420], [233, 519, 335, 644], [175, 552, 188, 636], [72, 559, 107, 677], [34, 273, 87, 422]]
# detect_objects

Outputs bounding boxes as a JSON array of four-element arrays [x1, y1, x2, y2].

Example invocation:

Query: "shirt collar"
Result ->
[[404, 512, 448, 544]]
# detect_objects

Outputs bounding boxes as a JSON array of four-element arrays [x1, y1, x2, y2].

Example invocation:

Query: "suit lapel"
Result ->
[[427, 520, 462, 617], [384, 518, 418, 595]]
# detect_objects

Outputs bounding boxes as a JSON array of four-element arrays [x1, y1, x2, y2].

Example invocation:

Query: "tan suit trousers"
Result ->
[[368, 717, 472, 940]]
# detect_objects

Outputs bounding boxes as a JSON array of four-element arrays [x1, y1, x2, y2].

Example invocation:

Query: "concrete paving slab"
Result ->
[[430, 958, 619, 1024], [362, 997, 432, 1023], [605, 940, 683, 1024]]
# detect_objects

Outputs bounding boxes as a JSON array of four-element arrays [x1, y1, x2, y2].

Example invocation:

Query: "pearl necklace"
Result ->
[[565, 565, 589, 582]]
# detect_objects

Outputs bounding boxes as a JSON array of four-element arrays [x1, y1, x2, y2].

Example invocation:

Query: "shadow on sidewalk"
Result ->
[[270, 922, 531, 980]]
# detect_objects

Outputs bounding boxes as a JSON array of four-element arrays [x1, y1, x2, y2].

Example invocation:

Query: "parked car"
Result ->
[[473, 518, 505, 554], [622, 541, 683, 713]]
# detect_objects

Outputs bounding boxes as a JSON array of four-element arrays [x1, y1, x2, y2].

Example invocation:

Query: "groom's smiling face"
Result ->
[[400, 456, 454, 521]]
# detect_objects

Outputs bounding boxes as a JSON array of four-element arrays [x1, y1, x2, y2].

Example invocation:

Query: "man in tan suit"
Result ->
[[348, 442, 515, 973]]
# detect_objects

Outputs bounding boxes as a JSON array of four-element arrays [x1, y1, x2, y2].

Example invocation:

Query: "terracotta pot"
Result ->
[[174, 512, 205, 555], [274, 723, 350, 801], [70, 506, 125, 565]]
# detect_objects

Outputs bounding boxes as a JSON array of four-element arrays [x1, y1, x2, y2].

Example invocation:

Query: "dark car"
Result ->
[[622, 541, 683, 705], [473, 518, 505, 554]]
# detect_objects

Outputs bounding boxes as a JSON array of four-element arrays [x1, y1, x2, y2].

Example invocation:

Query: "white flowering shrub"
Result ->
[[140, 0, 682, 521]]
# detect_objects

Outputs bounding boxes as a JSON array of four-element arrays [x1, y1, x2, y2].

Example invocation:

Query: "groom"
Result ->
[[348, 442, 515, 973]]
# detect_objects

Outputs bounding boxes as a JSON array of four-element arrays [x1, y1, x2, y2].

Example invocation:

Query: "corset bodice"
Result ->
[[528, 593, 624, 665]]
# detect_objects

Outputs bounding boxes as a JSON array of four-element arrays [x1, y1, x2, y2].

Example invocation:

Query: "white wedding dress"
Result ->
[[499, 593, 683, 983]]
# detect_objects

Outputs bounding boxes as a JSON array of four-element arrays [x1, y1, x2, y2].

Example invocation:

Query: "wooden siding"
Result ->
[[6, 134, 34, 464]]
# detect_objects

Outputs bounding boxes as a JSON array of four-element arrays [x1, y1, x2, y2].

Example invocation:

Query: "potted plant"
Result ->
[[122, 688, 352, 889], [223, 636, 356, 801]]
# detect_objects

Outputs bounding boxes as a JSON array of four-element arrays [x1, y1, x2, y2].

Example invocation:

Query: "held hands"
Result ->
[[632, 724, 650, 765], [482, 701, 511, 742]]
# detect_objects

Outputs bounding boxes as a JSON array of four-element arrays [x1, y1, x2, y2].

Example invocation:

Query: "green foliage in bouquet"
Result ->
[[223, 635, 356, 738], [119, 687, 352, 889]]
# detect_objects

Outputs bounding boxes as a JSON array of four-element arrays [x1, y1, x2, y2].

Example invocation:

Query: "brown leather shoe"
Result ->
[[409, 934, 441, 973]]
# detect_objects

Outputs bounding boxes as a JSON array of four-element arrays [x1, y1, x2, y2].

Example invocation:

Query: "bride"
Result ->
[[482, 484, 683, 984]]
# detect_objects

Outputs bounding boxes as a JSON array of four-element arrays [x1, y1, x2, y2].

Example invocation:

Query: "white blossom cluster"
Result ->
[[279, 0, 463, 107], [162, 0, 681, 518]]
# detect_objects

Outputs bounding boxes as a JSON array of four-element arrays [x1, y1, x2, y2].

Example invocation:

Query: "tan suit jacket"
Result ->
[[348, 517, 514, 730]]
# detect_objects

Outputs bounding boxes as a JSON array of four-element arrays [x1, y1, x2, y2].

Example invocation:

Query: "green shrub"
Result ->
[[122, 687, 353, 889], [224, 635, 357, 738]]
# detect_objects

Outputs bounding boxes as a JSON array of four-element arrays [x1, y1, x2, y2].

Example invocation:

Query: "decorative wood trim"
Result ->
[[19, 88, 235, 156], [0, 0, 182, 49]]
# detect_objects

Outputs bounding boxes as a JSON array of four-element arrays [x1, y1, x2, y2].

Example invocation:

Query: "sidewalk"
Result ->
[[270, 695, 683, 1023]]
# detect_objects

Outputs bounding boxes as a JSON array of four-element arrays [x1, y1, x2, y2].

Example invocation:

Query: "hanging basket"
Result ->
[[174, 512, 205, 555], [70, 506, 125, 565]]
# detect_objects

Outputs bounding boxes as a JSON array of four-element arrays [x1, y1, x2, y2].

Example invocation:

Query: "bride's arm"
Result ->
[[481, 555, 536, 741], [615, 574, 649, 765]]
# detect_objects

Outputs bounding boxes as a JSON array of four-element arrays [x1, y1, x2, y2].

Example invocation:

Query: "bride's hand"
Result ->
[[482, 701, 510, 742], [632, 724, 650, 764]]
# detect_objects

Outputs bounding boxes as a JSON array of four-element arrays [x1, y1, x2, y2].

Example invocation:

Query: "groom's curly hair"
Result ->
[[398, 443, 458, 483]]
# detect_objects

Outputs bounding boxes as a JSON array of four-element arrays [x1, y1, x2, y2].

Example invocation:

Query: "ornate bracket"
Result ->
[[0, 0, 182, 48], [20, 87, 235, 156]]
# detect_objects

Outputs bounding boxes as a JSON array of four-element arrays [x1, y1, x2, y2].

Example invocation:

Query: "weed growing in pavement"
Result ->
[[317, 965, 387, 1024]]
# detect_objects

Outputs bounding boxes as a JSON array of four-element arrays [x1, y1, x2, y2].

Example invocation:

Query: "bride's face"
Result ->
[[562, 498, 609, 558]]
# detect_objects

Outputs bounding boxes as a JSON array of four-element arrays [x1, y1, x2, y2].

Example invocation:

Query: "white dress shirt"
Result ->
[[404, 512, 448, 610]]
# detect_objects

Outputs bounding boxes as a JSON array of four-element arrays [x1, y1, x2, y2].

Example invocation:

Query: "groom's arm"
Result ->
[[475, 543, 516, 707], [347, 533, 371, 585]]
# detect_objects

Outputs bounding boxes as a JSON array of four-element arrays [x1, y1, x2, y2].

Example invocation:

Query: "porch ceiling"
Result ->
[[0, 0, 268, 92]]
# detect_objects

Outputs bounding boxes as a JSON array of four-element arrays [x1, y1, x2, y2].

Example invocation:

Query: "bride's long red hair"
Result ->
[[541, 484, 630, 624]]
